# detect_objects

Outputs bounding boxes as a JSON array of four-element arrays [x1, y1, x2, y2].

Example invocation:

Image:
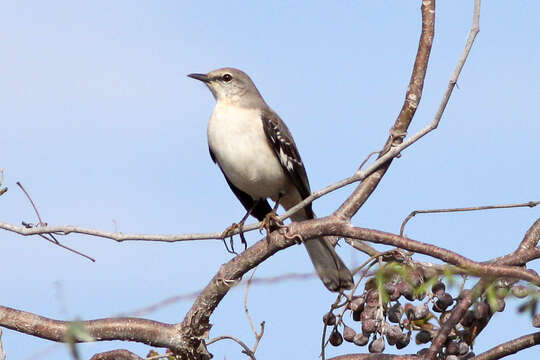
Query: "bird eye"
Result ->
[[222, 73, 232, 82]]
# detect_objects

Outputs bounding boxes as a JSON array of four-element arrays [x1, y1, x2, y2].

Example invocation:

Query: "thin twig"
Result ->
[[244, 268, 265, 354], [15, 182, 96, 262], [206, 335, 256, 360], [0, 169, 7, 197], [400, 200, 540, 236], [120, 272, 315, 317], [0, 328, 6, 360], [38, 233, 96, 262], [17, 182, 45, 225], [358, 151, 380, 171], [345, 238, 380, 257]]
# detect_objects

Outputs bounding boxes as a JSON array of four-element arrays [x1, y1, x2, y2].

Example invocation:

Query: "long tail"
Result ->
[[303, 236, 354, 292], [287, 207, 353, 292]]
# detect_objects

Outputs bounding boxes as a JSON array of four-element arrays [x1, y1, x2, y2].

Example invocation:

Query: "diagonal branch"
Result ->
[[473, 331, 540, 360], [334, 0, 435, 220], [518, 217, 540, 251]]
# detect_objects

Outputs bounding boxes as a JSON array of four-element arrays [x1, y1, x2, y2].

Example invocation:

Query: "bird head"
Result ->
[[188, 67, 265, 107]]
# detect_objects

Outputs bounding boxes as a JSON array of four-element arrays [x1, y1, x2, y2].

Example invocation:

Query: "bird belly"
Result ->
[[208, 105, 290, 200]]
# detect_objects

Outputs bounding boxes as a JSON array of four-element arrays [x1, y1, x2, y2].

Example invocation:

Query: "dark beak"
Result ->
[[188, 73, 210, 82]]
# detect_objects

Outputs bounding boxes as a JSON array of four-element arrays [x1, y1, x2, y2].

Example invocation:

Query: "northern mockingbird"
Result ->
[[188, 67, 353, 292]]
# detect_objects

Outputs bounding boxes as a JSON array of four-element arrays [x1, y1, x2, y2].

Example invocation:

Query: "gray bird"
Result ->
[[188, 67, 353, 292]]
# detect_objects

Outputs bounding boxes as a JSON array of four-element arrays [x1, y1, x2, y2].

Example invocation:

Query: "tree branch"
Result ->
[[206, 335, 256, 360], [472, 332, 540, 360], [518, 217, 540, 251], [400, 201, 539, 236], [0, 305, 182, 350], [0, 328, 6, 360], [334, 0, 435, 220]]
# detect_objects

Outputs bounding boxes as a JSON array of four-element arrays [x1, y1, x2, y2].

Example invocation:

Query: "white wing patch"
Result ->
[[271, 122, 303, 172], [279, 147, 294, 171]]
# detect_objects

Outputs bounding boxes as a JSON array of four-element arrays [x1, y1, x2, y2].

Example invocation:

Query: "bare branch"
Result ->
[[308, 219, 540, 284], [334, 0, 435, 220], [13, 182, 96, 262], [0, 305, 182, 350], [0, 220, 222, 242], [0, 328, 6, 360], [518, 217, 540, 251], [243, 269, 264, 354], [17, 181, 45, 226], [0, 169, 7, 197], [473, 331, 540, 360], [400, 201, 540, 236], [206, 335, 256, 360], [121, 272, 315, 317]]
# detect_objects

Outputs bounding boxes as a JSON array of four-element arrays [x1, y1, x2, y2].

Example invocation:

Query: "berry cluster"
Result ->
[[322, 264, 529, 359]]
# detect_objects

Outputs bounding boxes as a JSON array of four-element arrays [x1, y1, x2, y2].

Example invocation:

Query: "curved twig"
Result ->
[[206, 335, 256, 360], [400, 201, 539, 236]]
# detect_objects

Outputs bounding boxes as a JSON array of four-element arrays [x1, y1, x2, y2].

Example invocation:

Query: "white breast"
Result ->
[[207, 103, 291, 200]]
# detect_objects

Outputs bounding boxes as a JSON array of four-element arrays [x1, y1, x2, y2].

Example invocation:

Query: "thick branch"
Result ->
[[335, 0, 435, 220], [177, 214, 539, 350], [518, 217, 540, 251], [307, 219, 540, 283], [0, 305, 181, 350]]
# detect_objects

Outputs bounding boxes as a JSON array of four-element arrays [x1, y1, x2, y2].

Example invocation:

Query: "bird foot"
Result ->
[[258, 211, 285, 235], [221, 222, 247, 254], [280, 228, 304, 244]]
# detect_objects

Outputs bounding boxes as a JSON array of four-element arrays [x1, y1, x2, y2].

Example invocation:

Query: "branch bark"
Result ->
[[473, 331, 540, 360], [334, 0, 435, 220], [0, 306, 182, 350]]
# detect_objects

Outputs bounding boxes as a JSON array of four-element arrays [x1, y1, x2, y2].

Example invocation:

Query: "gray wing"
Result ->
[[261, 109, 314, 217]]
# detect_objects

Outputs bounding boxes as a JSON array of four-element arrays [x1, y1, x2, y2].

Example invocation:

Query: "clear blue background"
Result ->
[[1, 1, 539, 359]]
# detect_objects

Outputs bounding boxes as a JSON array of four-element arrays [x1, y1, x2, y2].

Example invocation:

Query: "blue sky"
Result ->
[[1, 1, 539, 359]]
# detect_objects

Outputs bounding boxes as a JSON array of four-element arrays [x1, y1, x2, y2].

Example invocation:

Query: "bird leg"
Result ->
[[221, 200, 259, 253], [258, 194, 286, 235]]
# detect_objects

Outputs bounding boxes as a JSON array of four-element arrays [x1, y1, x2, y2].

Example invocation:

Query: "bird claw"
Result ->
[[280, 228, 304, 244], [221, 222, 247, 254], [258, 211, 284, 235]]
